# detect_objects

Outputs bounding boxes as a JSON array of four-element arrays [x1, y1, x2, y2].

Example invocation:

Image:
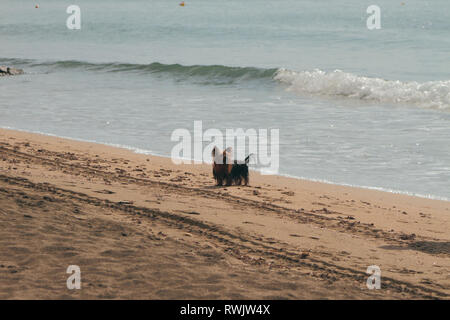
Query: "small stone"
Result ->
[[0, 66, 24, 76]]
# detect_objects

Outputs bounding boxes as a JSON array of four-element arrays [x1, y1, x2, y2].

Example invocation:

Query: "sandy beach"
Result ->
[[0, 128, 448, 299]]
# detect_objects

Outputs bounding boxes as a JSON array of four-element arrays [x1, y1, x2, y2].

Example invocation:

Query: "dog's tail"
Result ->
[[245, 153, 254, 164]]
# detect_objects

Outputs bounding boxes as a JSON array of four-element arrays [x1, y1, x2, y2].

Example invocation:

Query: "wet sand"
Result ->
[[0, 128, 448, 299]]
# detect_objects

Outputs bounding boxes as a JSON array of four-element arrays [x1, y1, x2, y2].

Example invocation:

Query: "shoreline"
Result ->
[[0, 127, 449, 299], [2, 126, 448, 203]]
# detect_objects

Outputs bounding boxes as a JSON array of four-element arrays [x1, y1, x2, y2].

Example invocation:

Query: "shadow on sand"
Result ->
[[380, 241, 450, 256]]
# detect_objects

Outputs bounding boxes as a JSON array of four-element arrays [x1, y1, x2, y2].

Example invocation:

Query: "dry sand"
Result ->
[[0, 128, 448, 299]]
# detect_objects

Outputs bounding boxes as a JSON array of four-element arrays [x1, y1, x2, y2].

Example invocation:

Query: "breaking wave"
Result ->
[[2, 57, 450, 109], [274, 68, 450, 110]]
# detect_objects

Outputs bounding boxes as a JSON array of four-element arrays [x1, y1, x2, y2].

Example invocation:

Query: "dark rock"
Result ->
[[0, 66, 24, 76]]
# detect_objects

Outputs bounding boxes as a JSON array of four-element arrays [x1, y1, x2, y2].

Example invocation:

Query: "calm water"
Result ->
[[1, 0, 449, 200]]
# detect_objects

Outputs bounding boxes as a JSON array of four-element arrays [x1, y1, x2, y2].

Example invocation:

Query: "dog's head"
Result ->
[[212, 146, 232, 165]]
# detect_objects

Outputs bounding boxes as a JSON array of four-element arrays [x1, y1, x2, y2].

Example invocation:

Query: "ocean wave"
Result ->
[[40, 61, 277, 80], [2, 57, 450, 109], [0, 57, 277, 83], [274, 68, 450, 110]]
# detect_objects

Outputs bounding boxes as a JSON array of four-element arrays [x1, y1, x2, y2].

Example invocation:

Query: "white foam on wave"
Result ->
[[0, 126, 157, 157], [271, 171, 450, 203], [274, 68, 450, 110]]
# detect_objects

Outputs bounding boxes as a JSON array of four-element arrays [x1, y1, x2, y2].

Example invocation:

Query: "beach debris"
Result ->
[[181, 210, 200, 215], [0, 66, 24, 76], [400, 233, 416, 240], [179, 2, 185, 6]]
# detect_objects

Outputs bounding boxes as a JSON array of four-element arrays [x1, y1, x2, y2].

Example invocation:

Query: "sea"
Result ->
[[1, 0, 449, 200]]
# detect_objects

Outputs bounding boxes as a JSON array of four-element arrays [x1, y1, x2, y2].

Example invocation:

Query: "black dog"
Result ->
[[230, 154, 252, 186]]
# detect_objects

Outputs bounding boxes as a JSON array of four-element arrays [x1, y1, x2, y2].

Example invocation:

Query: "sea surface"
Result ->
[[1, 0, 449, 200]]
